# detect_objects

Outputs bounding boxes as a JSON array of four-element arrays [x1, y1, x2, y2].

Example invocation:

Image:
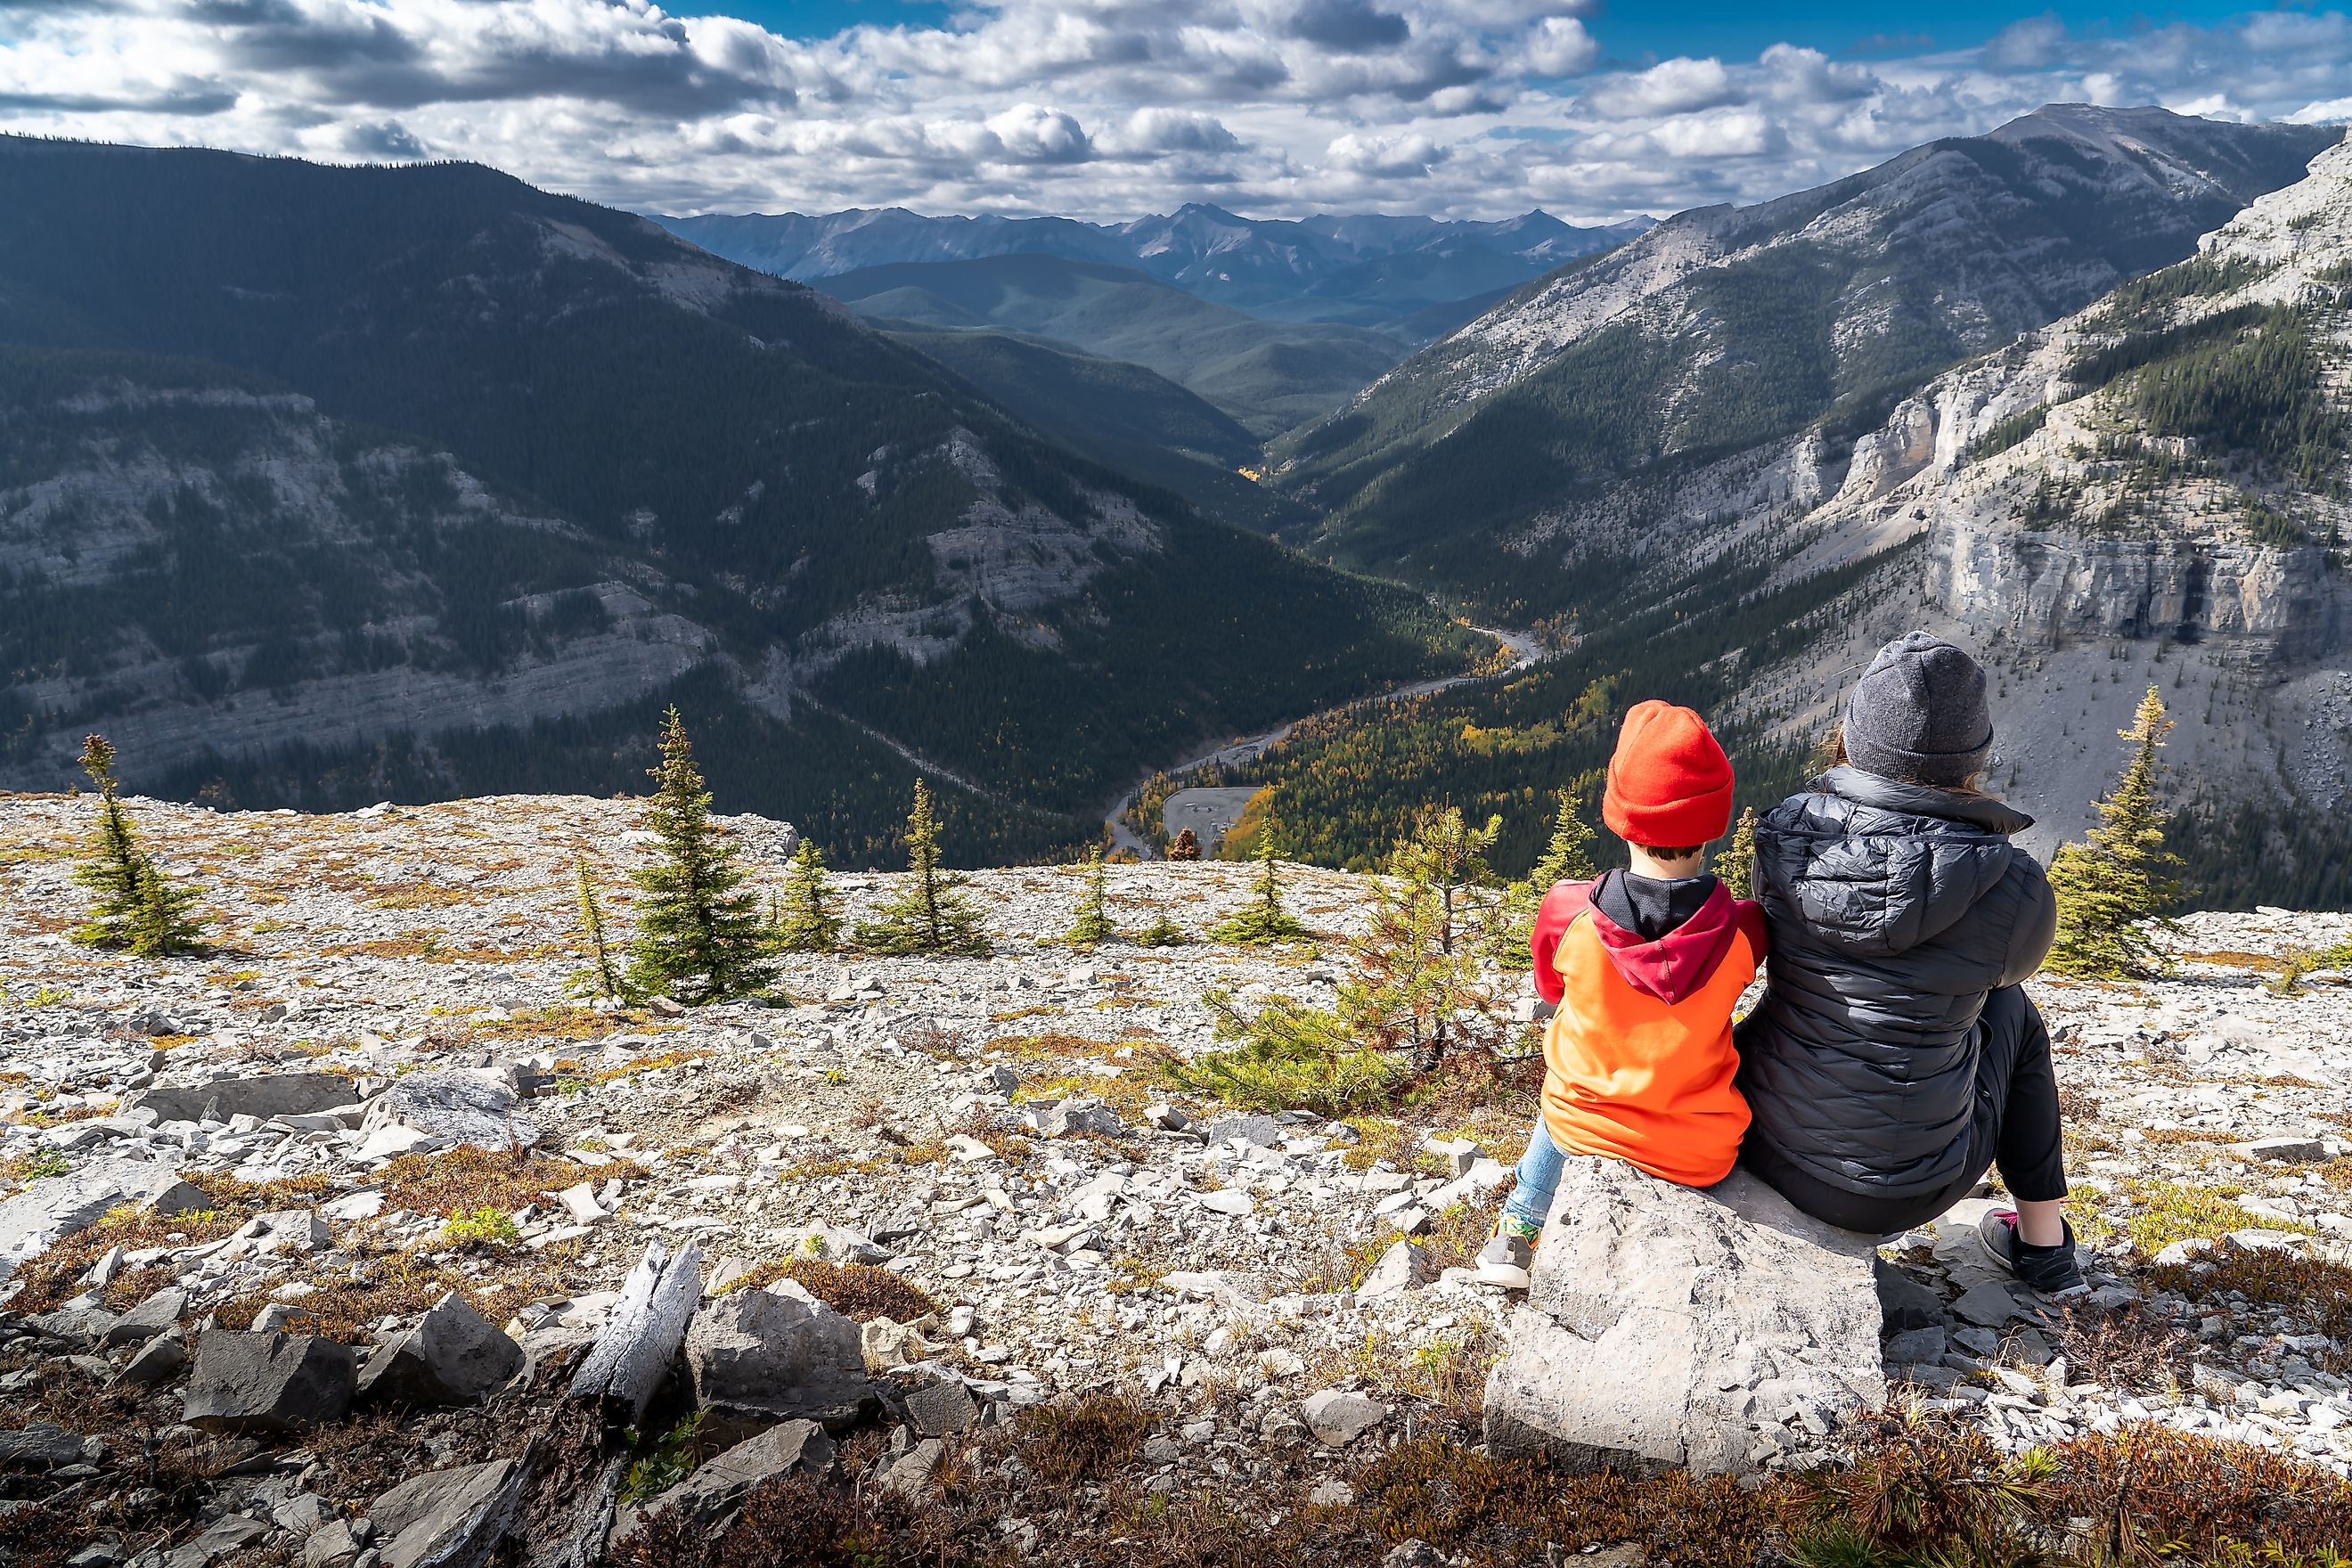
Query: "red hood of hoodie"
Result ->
[[1531, 878, 1767, 1008]]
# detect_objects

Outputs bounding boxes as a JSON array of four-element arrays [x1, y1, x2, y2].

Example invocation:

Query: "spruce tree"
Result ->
[[1719, 806, 1760, 901], [71, 734, 205, 957], [1167, 828, 1202, 862], [2046, 686, 2184, 979], [1206, 821, 1309, 944], [624, 707, 777, 1004], [769, 840, 843, 952], [852, 780, 991, 957], [568, 853, 631, 1002], [1495, 785, 1600, 968], [1064, 844, 1115, 944]]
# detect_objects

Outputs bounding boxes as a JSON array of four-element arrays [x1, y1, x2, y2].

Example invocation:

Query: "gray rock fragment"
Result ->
[[1950, 1281, 2034, 1328], [0, 1423, 87, 1467], [686, 1281, 876, 1425], [609, 1418, 834, 1548], [1483, 1156, 1884, 1474], [160, 1514, 270, 1568], [904, 1378, 980, 1436], [1020, 1098, 1124, 1139], [1882, 1325, 1949, 1367], [356, 1292, 524, 1407], [361, 1070, 540, 1151], [1203, 1115, 1283, 1148], [127, 1072, 354, 1125], [369, 1458, 527, 1568], [182, 1331, 355, 1434], [103, 1286, 187, 1345], [0, 1158, 205, 1278], [1874, 1257, 1945, 1331], [115, 1335, 189, 1388], [1300, 1389, 1387, 1446], [1355, 1239, 1429, 1300]]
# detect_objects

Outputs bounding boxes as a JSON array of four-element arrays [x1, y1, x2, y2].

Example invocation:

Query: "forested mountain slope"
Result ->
[[882, 329, 1309, 531], [819, 253, 1405, 437], [0, 139, 1477, 863], [1271, 106, 2341, 608], [1195, 134, 2352, 911]]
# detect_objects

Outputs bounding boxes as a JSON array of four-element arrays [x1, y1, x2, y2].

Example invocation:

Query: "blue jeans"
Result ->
[[1503, 1115, 1566, 1234]]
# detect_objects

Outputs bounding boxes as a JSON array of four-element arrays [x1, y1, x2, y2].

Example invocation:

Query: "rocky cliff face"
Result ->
[[1737, 138, 2352, 882]]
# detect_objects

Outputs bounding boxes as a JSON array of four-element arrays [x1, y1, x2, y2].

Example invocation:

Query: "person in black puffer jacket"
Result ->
[[1734, 633, 2085, 1295]]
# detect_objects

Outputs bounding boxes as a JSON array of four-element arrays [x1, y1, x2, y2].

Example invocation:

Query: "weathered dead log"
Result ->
[[502, 1240, 705, 1568], [568, 1240, 704, 1426]]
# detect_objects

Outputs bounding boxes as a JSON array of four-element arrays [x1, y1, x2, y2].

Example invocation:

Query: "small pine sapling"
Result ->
[[1063, 844, 1116, 944], [2046, 686, 2184, 980], [624, 707, 779, 1005], [1180, 808, 1510, 1109], [1719, 805, 1760, 901], [1206, 822, 1309, 944], [852, 780, 992, 957], [1133, 911, 1191, 947], [1495, 785, 1599, 968], [71, 734, 205, 957], [568, 853, 633, 1002], [1167, 828, 1203, 862], [769, 839, 844, 952]]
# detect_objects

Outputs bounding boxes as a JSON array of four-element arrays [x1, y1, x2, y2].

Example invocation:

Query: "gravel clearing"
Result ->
[[2, 792, 2349, 1565]]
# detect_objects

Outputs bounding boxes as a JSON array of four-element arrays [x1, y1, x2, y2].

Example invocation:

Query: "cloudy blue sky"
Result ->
[[2, 1, 2348, 222]]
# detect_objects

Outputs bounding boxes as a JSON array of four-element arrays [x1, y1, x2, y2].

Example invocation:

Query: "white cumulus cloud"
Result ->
[[0, 0, 2344, 224]]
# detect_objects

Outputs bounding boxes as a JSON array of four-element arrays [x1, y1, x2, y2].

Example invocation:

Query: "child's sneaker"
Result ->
[[1474, 1217, 1541, 1289], [1977, 1209, 2088, 1298]]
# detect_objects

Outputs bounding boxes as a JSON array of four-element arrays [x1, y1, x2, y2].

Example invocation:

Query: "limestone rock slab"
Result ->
[[1483, 1156, 1885, 1474]]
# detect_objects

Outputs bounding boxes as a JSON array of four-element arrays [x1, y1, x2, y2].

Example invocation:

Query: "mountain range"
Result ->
[[1271, 104, 2343, 608], [1188, 108, 2352, 907], [657, 202, 1649, 335], [0, 138, 1476, 865], [4, 103, 2345, 905]]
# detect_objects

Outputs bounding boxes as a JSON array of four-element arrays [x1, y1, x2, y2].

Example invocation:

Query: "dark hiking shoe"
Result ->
[[1474, 1231, 1534, 1290], [1978, 1209, 2089, 1298]]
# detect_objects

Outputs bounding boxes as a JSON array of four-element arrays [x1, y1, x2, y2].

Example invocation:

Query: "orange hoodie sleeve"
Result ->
[[1529, 880, 1593, 1007]]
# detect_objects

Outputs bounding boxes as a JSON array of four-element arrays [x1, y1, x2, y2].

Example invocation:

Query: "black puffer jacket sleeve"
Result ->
[[1734, 767, 2052, 1204]]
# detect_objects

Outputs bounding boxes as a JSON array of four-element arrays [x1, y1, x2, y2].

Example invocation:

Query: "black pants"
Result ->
[[1741, 985, 2070, 1236]]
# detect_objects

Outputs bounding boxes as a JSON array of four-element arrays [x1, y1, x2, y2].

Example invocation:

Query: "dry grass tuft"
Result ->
[[376, 1145, 641, 1217], [2048, 1302, 2193, 1393], [713, 1257, 940, 1323], [2146, 1245, 2352, 1347]]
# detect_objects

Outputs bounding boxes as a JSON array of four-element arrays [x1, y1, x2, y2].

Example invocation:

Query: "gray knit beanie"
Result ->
[[1842, 632, 1993, 788]]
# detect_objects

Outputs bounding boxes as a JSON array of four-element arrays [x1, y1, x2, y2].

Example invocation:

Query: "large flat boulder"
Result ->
[[1483, 1155, 1885, 1475], [0, 1157, 206, 1279], [360, 1070, 540, 1151], [686, 1280, 875, 1426], [126, 1072, 354, 1126]]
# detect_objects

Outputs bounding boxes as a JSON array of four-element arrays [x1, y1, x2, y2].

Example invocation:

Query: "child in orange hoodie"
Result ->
[[1474, 700, 1768, 1288]]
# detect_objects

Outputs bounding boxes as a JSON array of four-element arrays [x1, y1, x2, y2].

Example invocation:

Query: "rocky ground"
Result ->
[[1, 792, 2349, 1567]]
